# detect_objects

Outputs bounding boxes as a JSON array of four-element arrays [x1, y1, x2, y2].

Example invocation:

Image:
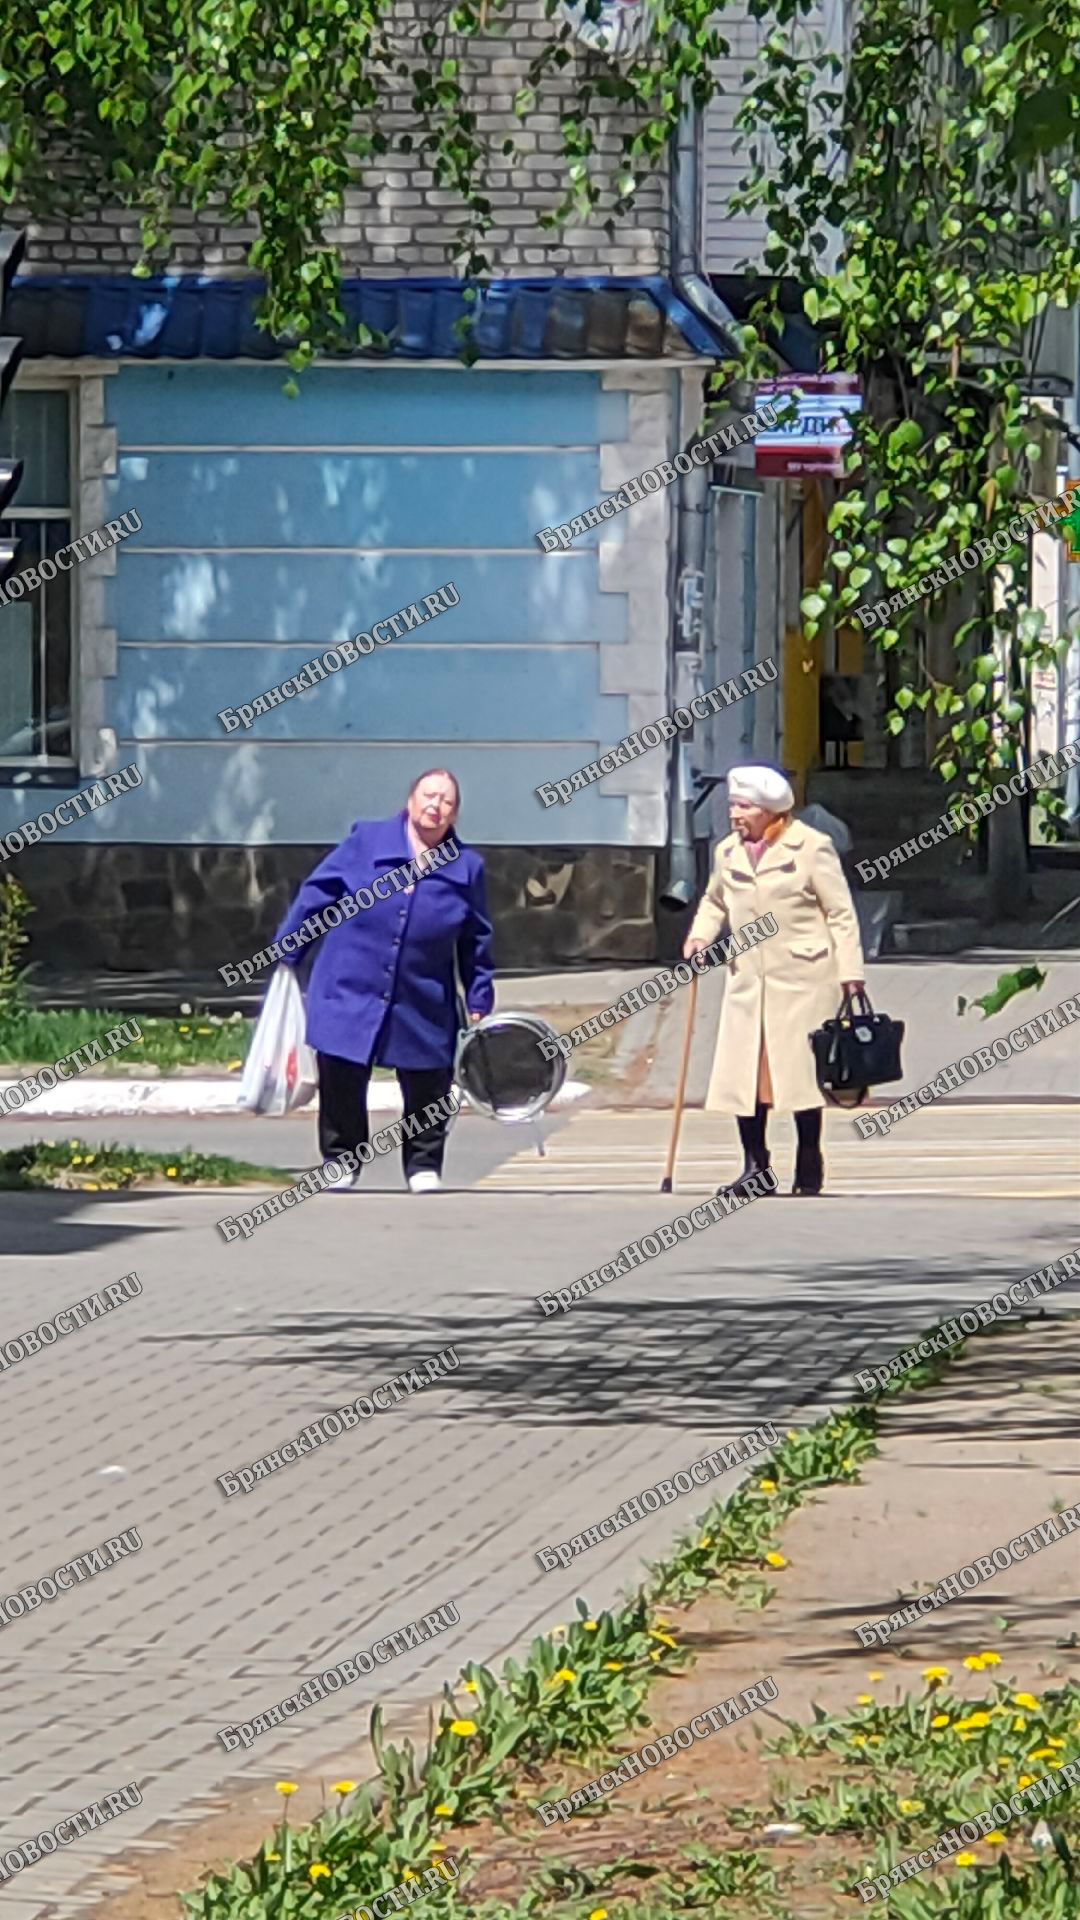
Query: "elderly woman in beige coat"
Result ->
[[683, 766, 865, 1196]]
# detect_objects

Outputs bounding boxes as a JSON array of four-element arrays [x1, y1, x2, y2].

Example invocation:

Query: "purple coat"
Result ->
[[273, 811, 495, 1069]]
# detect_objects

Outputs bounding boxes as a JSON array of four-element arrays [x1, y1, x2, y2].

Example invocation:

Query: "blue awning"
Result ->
[[9, 274, 732, 362]]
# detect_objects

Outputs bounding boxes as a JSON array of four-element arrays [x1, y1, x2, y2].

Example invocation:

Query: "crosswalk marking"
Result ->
[[477, 1104, 1079, 1197]]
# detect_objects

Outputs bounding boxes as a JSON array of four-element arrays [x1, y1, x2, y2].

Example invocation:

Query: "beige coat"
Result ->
[[688, 819, 865, 1114]]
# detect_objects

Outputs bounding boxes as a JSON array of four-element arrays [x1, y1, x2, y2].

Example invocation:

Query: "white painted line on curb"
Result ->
[[0, 1077, 592, 1120]]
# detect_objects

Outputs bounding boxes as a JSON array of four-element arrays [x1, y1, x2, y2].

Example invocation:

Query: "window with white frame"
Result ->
[[0, 385, 75, 769]]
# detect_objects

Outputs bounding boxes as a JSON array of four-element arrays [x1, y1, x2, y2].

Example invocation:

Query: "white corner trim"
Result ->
[[76, 375, 120, 776], [596, 369, 672, 843]]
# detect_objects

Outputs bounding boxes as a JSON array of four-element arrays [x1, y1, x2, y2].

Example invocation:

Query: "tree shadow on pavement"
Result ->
[[171, 1250, 1080, 1437]]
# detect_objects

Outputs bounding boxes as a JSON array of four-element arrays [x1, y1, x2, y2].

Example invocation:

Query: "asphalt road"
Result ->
[[1, 1106, 1077, 1918]]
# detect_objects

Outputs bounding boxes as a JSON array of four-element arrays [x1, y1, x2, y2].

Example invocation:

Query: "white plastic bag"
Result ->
[[240, 966, 318, 1116]]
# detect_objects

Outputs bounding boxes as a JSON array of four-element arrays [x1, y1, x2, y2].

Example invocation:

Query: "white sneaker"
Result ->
[[407, 1170, 442, 1195], [322, 1161, 357, 1192]]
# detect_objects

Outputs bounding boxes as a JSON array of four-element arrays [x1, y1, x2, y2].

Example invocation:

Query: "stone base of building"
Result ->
[[13, 843, 662, 973]]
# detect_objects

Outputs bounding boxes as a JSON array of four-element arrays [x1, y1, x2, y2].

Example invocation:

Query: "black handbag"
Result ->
[[811, 987, 905, 1103]]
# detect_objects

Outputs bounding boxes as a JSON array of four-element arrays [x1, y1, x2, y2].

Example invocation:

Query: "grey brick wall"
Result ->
[[20, 1, 668, 280]]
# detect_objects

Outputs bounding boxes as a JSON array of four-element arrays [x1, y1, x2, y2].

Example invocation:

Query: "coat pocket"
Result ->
[[790, 941, 830, 962]]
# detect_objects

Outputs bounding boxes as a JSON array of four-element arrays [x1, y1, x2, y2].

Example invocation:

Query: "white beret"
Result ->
[[727, 765, 795, 813]]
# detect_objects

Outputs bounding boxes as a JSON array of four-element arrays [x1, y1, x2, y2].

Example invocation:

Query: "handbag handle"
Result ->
[[838, 985, 874, 1021]]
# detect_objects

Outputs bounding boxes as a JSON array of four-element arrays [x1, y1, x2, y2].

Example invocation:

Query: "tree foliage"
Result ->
[[2, 0, 1078, 834], [0, 0, 725, 371], [726, 0, 1080, 828]]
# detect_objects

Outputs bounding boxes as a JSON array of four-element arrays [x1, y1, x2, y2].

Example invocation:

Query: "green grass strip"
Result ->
[[0, 1005, 252, 1072], [0, 1138, 286, 1191]]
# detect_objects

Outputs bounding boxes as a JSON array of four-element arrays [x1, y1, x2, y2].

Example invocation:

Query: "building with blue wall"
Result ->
[[0, 276, 731, 970]]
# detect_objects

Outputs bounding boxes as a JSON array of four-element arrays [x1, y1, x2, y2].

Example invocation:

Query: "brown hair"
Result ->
[[408, 768, 461, 810]]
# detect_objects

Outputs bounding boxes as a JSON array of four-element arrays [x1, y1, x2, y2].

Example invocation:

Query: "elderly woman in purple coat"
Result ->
[[274, 769, 494, 1194]]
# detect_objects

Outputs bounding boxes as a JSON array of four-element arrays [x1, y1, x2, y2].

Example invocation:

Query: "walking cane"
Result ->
[[660, 971, 698, 1194]]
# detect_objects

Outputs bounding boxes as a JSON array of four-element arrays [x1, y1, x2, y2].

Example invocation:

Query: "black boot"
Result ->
[[717, 1104, 774, 1200], [793, 1108, 824, 1195]]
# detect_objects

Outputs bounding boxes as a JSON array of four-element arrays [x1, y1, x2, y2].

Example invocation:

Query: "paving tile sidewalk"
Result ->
[[611, 955, 1080, 1108], [0, 1186, 1076, 1916]]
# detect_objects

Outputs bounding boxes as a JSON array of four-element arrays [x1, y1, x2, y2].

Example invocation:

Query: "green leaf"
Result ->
[[801, 592, 827, 619], [960, 966, 1047, 1019], [888, 420, 922, 457]]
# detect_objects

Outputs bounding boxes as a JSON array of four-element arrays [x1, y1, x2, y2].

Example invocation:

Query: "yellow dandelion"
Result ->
[[84, 1182, 101, 1192], [583, 1621, 599, 1631], [978, 1651, 1001, 1666], [786, 1429, 797, 1439], [433, 1805, 453, 1817], [84, 1153, 96, 1164], [868, 1671, 883, 1682], [71, 1154, 83, 1165], [1047, 1737, 1065, 1749], [331, 1782, 357, 1796], [449, 1719, 476, 1736], [857, 1695, 874, 1706], [963, 1655, 987, 1672], [841, 1457, 855, 1472], [954, 1852, 977, 1868], [603, 1661, 623, 1671], [179, 1025, 190, 1033], [758, 1479, 777, 1493], [985, 1832, 1006, 1846], [166, 1166, 178, 1177], [650, 1631, 677, 1648], [308, 1864, 331, 1881], [588, 1910, 609, 1920], [461, 1680, 478, 1693], [851, 1734, 867, 1748], [227, 1058, 243, 1070], [275, 1782, 298, 1796], [1029, 1747, 1058, 1762], [868, 1735, 882, 1744], [965, 1712, 991, 1729], [922, 1667, 949, 1683], [265, 1851, 280, 1862], [402, 1870, 418, 1882], [698, 1537, 712, 1549], [1048, 1759, 1064, 1770], [196, 1027, 212, 1034], [553, 1668, 576, 1684], [897, 1800, 924, 1815], [931, 1714, 950, 1729], [1014, 1693, 1039, 1711], [1013, 1716, 1027, 1731], [764, 1552, 787, 1569], [1018, 1776, 1033, 1789], [431, 1845, 447, 1854]]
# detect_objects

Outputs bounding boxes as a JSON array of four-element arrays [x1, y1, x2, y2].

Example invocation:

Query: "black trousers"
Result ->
[[317, 1053, 454, 1177]]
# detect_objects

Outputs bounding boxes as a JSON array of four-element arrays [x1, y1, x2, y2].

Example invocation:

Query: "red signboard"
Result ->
[[754, 374, 861, 478]]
